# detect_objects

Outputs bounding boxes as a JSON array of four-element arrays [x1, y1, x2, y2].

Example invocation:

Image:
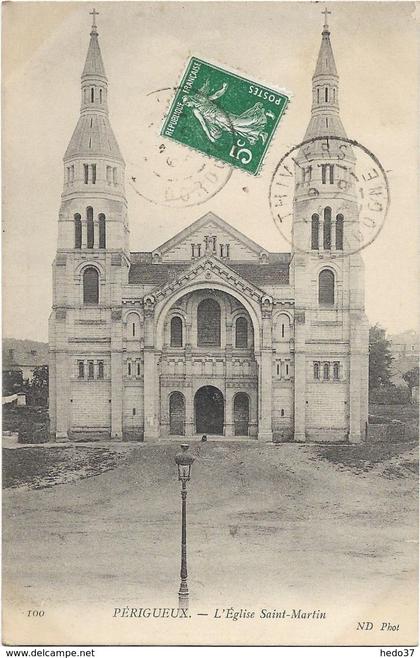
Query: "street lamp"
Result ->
[[175, 443, 195, 610]]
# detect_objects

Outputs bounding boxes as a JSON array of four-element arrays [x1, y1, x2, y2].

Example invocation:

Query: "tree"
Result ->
[[402, 366, 419, 398], [29, 365, 49, 406], [369, 324, 393, 390]]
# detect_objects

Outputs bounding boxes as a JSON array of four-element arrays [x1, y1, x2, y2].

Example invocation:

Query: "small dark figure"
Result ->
[[201, 434, 207, 442]]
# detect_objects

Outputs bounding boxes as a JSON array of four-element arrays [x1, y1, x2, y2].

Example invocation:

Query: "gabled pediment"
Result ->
[[154, 212, 268, 263], [150, 254, 270, 305]]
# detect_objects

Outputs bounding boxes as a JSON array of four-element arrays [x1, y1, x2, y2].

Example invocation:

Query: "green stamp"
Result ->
[[161, 57, 290, 176]]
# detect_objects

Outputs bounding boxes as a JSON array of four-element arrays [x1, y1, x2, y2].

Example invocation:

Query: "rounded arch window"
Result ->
[[83, 267, 99, 305], [98, 213, 106, 249], [336, 214, 344, 250], [86, 206, 94, 249], [323, 207, 332, 250], [197, 299, 221, 346], [170, 316, 183, 347], [126, 313, 140, 339], [311, 213, 319, 250], [318, 269, 334, 306], [323, 363, 330, 380], [277, 314, 290, 341], [235, 317, 248, 348], [74, 213, 82, 249]]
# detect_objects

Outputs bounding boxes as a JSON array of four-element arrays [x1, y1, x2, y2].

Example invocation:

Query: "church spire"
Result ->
[[303, 7, 347, 141], [82, 10, 107, 81], [64, 10, 123, 163]]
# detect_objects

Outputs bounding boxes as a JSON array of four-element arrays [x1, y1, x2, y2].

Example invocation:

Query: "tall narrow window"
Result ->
[[84, 164, 89, 184], [88, 361, 94, 379], [329, 164, 334, 184], [323, 363, 330, 380], [98, 361, 104, 379], [99, 89, 103, 103], [318, 269, 334, 306], [170, 317, 183, 347], [90, 87, 94, 103], [325, 87, 329, 102], [127, 362, 132, 377], [87, 207, 94, 249], [317, 88, 320, 103], [70, 165, 74, 182], [235, 317, 248, 348], [78, 361, 84, 379], [132, 322, 136, 337], [197, 299, 221, 346], [91, 164, 96, 184], [336, 214, 344, 250], [281, 323, 285, 338], [286, 364, 289, 376], [323, 207, 332, 250], [333, 88, 336, 102], [137, 362, 141, 377], [83, 267, 99, 305], [333, 362, 340, 380], [98, 214, 106, 249], [314, 362, 320, 380], [113, 168, 117, 184], [311, 213, 319, 250], [74, 213, 82, 249], [302, 166, 312, 183]]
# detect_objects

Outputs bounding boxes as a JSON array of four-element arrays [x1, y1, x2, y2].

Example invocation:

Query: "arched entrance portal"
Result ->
[[234, 393, 250, 436], [195, 386, 224, 435], [169, 392, 185, 435]]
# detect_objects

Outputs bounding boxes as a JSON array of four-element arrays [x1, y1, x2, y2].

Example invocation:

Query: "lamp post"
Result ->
[[175, 443, 195, 610]]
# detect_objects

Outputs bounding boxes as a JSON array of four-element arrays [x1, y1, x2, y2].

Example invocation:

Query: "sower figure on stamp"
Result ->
[[182, 79, 275, 145]]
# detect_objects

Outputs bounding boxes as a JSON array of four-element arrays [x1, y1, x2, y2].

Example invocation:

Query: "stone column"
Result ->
[[184, 345, 194, 435], [81, 220, 87, 249], [224, 384, 234, 436], [294, 310, 306, 442], [55, 351, 70, 440], [331, 218, 336, 252], [258, 298, 273, 441], [143, 298, 159, 440], [349, 312, 362, 443], [318, 219, 323, 252], [111, 307, 123, 440], [48, 349, 57, 439]]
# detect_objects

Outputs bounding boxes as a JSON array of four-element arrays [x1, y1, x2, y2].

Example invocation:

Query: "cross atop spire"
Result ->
[[322, 6, 331, 33], [89, 8, 99, 33]]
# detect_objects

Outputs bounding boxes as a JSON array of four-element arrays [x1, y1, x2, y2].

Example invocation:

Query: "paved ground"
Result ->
[[3, 440, 418, 645]]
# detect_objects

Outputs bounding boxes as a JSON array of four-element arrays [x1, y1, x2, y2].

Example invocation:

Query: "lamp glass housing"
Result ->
[[177, 463, 192, 481]]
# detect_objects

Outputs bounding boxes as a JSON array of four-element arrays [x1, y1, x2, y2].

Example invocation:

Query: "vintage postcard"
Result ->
[[2, 0, 418, 648]]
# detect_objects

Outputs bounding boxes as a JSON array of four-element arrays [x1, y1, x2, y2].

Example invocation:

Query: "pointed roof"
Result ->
[[155, 212, 271, 259], [64, 113, 123, 161], [63, 16, 123, 163], [313, 25, 338, 78], [82, 27, 107, 79]]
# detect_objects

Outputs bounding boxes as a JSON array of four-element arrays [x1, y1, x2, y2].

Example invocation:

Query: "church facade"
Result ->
[[49, 16, 369, 443]]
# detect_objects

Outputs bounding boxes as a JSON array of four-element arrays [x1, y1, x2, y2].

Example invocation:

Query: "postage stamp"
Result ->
[[129, 88, 232, 208], [161, 57, 290, 176]]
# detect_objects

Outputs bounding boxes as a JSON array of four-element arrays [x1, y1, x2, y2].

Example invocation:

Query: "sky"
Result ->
[[3, 1, 419, 342]]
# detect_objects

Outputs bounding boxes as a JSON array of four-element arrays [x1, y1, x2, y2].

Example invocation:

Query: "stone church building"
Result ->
[[49, 15, 368, 442]]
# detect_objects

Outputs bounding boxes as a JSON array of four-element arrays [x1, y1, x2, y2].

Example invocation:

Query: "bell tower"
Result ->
[[291, 10, 368, 443], [49, 12, 129, 440]]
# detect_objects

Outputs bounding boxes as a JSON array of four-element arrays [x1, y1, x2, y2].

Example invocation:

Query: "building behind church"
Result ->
[[48, 15, 368, 443]]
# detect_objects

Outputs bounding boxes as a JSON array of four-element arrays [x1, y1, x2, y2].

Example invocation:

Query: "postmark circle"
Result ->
[[269, 135, 390, 257], [127, 88, 232, 208]]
